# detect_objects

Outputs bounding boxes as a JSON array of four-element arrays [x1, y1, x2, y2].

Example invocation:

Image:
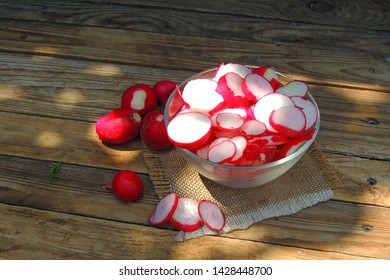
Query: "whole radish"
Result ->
[[95, 108, 142, 144], [140, 110, 173, 150], [121, 84, 157, 117], [153, 80, 177, 107], [111, 170, 144, 202]]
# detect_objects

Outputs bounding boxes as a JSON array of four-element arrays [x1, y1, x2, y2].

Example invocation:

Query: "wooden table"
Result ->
[[0, 0, 389, 260]]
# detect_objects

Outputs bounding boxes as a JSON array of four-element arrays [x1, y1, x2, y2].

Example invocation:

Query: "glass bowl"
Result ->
[[164, 67, 320, 188]]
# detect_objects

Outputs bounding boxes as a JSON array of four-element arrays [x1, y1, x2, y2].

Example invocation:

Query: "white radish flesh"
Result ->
[[269, 106, 306, 137], [242, 73, 274, 102], [253, 93, 295, 132], [167, 112, 212, 149], [229, 136, 248, 163], [149, 193, 179, 226], [216, 112, 245, 131], [213, 63, 251, 81], [291, 96, 318, 130], [198, 200, 226, 231], [171, 197, 202, 232], [276, 80, 308, 97], [181, 79, 224, 114], [240, 119, 266, 137], [208, 140, 236, 163]]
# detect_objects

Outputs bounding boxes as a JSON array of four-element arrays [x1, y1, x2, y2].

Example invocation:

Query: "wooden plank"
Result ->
[[0, 111, 148, 173], [0, 1, 388, 55], [1, 0, 388, 31], [0, 21, 389, 91], [0, 203, 372, 259]]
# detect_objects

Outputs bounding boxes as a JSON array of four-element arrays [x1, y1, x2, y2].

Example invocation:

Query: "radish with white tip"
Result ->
[[198, 200, 226, 231]]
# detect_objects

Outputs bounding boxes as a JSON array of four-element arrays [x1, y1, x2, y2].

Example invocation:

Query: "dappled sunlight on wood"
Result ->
[[33, 46, 65, 57], [35, 130, 63, 148], [85, 63, 123, 77], [55, 88, 85, 106], [0, 85, 25, 101]]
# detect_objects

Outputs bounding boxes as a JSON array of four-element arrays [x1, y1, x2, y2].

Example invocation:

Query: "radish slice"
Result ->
[[240, 119, 267, 137], [171, 197, 202, 232], [216, 72, 250, 107], [211, 107, 247, 126], [291, 96, 318, 130], [276, 137, 309, 160], [149, 193, 179, 226], [242, 73, 274, 102], [167, 112, 212, 149], [213, 63, 251, 81], [208, 140, 236, 163], [269, 106, 306, 137], [253, 93, 295, 132], [251, 134, 289, 146], [195, 144, 210, 160], [276, 81, 308, 97], [181, 79, 224, 114], [252, 66, 283, 91], [198, 200, 226, 231], [229, 136, 248, 164], [216, 112, 245, 131], [209, 137, 230, 149]]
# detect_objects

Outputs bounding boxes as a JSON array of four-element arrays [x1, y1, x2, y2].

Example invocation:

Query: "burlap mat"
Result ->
[[143, 142, 341, 241]]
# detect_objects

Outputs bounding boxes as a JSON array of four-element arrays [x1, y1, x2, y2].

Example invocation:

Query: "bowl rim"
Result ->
[[164, 66, 320, 171]]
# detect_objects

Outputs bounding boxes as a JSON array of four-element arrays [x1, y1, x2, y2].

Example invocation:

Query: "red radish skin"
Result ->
[[171, 198, 202, 232], [149, 193, 179, 226], [242, 73, 274, 102], [181, 79, 225, 114], [121, 84, 157, 117], [276, 81, 308, 97], [167, 111, 212, 150], [257, 145, 277, 164], [198, 200, 226, 231], [111, 170, 144, 202], [153, 80, 177, 107], [141, 110, 173, 150], [95, 108, 142, 144], [269, 106, 306, 137]]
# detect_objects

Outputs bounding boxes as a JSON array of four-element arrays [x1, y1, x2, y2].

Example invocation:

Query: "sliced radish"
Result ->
[[276, 136, 309, 160], [251, 134, 290, 146], [167, 112, 212, 149], [149, 193, 179, 226], [216, 72, 250, 107], [229, 136, 248, 164], [215, 112, 245, 131], [257, 145, 277, 164], [208, 140, 236, 164], [240, 119, 267, 137], [211, 107, 247, 126], [209, 137, 230, 149], [171, 197, 202, 232], [291, 96, 318, 130], [276, 80, 308, 97], [242, 73, 274, 102], [252, 66, 283, 91], [181, 79, 224, 114], [269, 106, 306, 137], [253, 93, 295, 132], [198, 200, 226, 231], [243, 142, 262, 161], [213, 63, 251, 81], [195, 144, 210, 160]]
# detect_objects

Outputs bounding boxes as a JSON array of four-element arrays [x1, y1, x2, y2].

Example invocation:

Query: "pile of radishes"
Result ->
[[149, 192, 226, 232], [167, 63, 318, 166]]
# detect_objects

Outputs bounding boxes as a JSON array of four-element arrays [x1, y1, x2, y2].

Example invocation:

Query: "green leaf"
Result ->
[[49, 161, 63, 182]]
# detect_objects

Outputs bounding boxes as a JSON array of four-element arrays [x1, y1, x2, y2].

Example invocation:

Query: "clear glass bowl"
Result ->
[[164, 67, 320, 188]]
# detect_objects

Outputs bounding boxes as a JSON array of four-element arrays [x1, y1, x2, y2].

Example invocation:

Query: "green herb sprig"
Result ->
[[49, 161, 63, 182]]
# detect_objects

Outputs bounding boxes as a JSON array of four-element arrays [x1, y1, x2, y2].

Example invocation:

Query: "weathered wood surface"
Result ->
[[0, 0, 389, 260]]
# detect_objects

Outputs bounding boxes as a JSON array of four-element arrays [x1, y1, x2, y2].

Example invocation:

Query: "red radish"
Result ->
[[208, 140, 236, 163], [291, 96, 318, 130], [121, 84, 157, 116], [95, 108, 142, 144], [269, 106, 306, 137], [171, 197, 202, 232], [149, 192, 179, 226], [242, 73, 274, 102], [181, 79, 224, 114], [198, 200, 226, 231], [240, 119, 266, 137], [229, 136, 248, 164], [252, 66, 283, 91], [166, 85, 189, 120], [167, 111, 212, 149], [140, 110, 172, 150], [213, 63, 251, 81], [276, 80, 308, 97], [216, 72, 250, 107], [253, 93, 295, 132], [215, 112, 245, 131], [153, 80, 177, 107], [111, 170, 144, 202]]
